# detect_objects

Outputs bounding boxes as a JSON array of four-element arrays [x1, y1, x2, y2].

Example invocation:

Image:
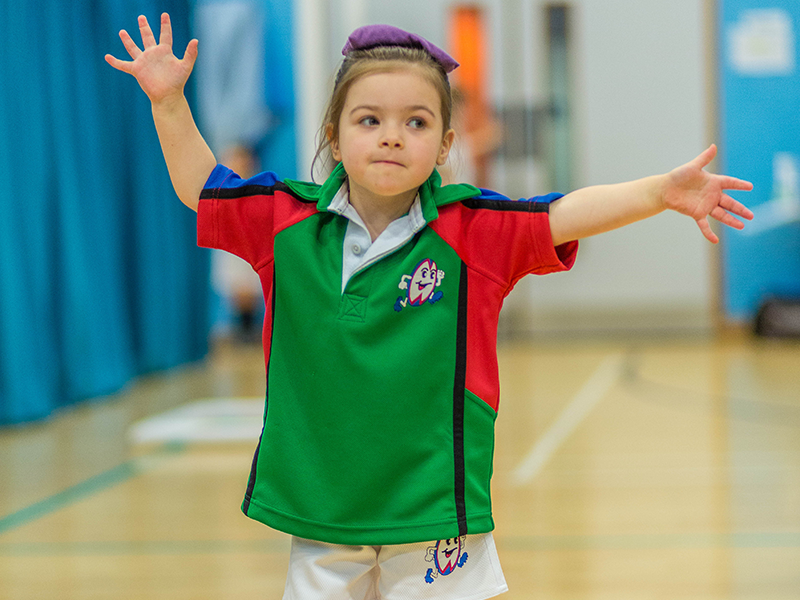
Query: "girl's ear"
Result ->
[[327, 124, 342, 161], [436, 129, 456, 166]]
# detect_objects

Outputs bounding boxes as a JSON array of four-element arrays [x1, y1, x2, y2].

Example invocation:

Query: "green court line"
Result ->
[[0, 462, 139, 535], [0, 443, 184, 536], [1, 440, 796, 555], [0, 538, 291, 557]]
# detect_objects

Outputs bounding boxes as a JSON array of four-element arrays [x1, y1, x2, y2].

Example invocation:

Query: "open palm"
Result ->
[[663, 144, 754, 243], [105, 13, 198, 105]]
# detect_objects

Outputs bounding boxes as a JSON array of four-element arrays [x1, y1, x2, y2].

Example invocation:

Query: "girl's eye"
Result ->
[[359, 116, 379, 126], [408, 118, 426, 129]]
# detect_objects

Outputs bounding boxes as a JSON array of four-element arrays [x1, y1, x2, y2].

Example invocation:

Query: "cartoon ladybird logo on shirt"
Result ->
[[394, 258, 445, 311], [424, 537, 468, 583]]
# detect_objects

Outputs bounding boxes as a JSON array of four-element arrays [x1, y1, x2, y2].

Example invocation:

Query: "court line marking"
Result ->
[[1, 532, 797, 556], [0, 463, 138, 536], [0, 538, 291, 556], [0, 443, 184, 536], [512, 353, 624, 485]]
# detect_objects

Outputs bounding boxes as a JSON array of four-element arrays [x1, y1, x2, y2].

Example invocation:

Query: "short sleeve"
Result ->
[[431, 191, 579, 291], [197, 165, 281, 268]]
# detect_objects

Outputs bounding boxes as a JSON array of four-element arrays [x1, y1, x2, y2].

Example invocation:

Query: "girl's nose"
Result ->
[[379, 126, 403, 148]]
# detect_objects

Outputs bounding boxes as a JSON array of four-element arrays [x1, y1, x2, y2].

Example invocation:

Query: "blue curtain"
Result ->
[[0, 0, 210, 425]]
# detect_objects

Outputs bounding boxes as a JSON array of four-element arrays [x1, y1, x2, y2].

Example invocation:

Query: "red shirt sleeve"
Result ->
[[432, 195, 578, 293], [197, 166, 317, 270], [196, 165, 280, 269]]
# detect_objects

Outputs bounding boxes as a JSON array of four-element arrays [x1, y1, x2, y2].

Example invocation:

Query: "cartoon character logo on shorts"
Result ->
[[424, 537, 468, 584], [394, 259, 445, 312]]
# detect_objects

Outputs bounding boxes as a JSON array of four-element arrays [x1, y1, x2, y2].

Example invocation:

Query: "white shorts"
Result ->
[[282, 533, 508, 600]]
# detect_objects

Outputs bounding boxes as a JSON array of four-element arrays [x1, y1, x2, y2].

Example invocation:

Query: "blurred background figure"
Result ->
[[210, 145, 264, 343], [194, 0, 273, 154], [193, 0, 296, 341]]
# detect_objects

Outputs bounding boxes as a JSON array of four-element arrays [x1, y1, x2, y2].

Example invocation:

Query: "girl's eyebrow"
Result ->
[[408, 105, 436, 117], [349, 104, 436, 117], [349, 105, 379, 115]]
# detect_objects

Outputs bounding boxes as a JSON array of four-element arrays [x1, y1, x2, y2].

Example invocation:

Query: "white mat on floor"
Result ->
[[129, 398, 264, 444]]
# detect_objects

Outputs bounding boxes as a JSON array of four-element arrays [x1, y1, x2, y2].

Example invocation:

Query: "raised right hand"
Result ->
[[105, 13, 198, 105]]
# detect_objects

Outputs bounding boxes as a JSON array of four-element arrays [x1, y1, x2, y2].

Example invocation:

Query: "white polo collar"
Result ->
[[328, 182, 427, 293]]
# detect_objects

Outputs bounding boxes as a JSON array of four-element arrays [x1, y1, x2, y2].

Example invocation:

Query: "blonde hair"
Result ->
[[311, 46, 453, 181]]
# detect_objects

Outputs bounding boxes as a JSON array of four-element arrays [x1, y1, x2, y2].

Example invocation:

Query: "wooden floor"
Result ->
[[1, 331, 799, 599]]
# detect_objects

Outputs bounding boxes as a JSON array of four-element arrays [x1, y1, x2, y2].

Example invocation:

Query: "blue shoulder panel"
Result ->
[[205, 164, 280, 190], [476, 189, 564, 204], [475, 188, 512, 202]]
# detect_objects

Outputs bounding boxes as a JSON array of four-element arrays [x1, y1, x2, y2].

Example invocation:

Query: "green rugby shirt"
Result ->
[[197, 163, 578, 545]]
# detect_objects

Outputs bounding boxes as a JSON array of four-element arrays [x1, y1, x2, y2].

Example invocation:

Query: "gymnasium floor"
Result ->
[[1, 331, 798, 599]]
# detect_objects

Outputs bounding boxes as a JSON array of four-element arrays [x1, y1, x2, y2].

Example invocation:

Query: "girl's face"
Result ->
[[331, 67, 454, 208]]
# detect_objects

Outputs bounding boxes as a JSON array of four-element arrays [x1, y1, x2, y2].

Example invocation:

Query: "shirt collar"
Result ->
[[327, 179, 426, 233], [282, 163, 480, 224]]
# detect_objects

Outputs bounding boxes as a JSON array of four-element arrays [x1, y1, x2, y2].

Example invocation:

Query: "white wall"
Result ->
[[509, 0, 715, 334], [294, 0, 716, 334]]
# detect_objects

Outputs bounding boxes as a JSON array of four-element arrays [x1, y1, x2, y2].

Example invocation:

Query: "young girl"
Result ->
[[106, 14, 753, 600]]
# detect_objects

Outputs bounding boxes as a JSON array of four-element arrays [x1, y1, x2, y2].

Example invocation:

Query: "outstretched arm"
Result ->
[[548, 145, 754, 246], [105, 13, 216, 211]]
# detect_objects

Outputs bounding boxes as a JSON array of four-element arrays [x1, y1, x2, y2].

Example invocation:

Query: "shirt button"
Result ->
[[352, 244, 362, 255]]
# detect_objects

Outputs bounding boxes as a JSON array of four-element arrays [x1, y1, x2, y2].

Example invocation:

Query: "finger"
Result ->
[[159, 13, 173, 48], [717, 175, 754, 192], [104, 53, 133, 74], [182, 39, 199, 69], [118, 29, 142, 59], [710, 206, 745, 230], [696, 217, 720, 244], [719, 193, 754, 219], [692, 144, 717, 170], [138, 15, 157, 48]]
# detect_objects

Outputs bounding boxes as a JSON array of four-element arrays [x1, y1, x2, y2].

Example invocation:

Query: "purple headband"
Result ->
[[342, 24, 459, 73]]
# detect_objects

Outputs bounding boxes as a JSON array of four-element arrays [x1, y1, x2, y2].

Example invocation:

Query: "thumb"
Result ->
[[692, 144, 717, 170], [182, 39, 199, 70]]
